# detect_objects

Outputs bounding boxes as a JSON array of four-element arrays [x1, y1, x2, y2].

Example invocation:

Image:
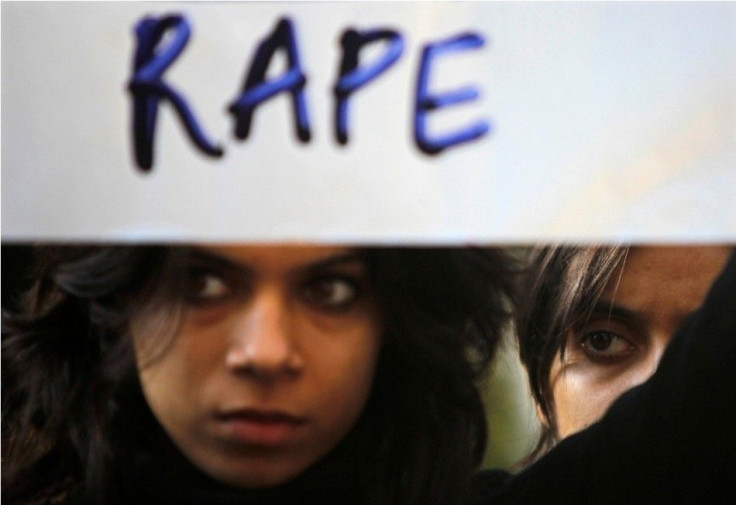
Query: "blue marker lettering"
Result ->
[[229, 18, 311, 143], [414, 33, 490, 155], [128, 14, 224, 172], [334, 28, 404, 145]]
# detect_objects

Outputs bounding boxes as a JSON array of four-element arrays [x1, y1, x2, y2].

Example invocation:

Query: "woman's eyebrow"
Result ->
[[187, 248, 254, 278], [302, 251, 367, 275], [187, 248, 365, 277], [590, 301, 641, 324]]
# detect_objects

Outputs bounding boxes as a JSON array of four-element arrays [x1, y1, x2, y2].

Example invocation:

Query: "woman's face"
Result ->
[[549, 246, 730, 439], [132, 245, 382, 488]]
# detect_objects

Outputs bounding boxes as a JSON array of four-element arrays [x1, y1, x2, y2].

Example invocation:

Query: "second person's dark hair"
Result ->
[[515, 245, 627, 462]]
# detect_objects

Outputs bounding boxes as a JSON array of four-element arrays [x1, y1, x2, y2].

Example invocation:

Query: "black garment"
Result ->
[[474, 251, 736, 504]]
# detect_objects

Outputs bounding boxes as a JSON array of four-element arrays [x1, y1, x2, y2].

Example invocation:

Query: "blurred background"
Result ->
[[481, 326, 539, 470]]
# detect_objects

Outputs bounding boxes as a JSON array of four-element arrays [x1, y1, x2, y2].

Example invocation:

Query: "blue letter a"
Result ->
[[229, 18, 311, 143]]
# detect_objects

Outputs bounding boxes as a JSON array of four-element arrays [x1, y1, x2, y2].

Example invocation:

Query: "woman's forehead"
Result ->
[[197, 245, 365, 272], [597, 246, 731, 320]]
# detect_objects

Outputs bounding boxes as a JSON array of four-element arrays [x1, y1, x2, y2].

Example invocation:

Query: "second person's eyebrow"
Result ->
[[589, 301, 644, 329]]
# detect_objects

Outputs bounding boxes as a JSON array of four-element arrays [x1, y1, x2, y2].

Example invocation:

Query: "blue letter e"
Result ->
[[414, 33, 490, 156]]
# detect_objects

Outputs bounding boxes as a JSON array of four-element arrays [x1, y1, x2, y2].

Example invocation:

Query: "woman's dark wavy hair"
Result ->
[[515, 244, 627, 463], [2, 245, 518, 505]]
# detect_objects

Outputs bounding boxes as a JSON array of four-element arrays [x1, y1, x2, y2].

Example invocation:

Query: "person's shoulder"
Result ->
[[467, 469, 513, 504]]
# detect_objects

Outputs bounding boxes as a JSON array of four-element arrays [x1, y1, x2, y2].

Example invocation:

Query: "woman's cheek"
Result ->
[[552, 361, 639, 438]]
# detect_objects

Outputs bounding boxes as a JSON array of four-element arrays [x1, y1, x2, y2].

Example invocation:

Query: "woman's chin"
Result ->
[[194, 450, 314, 489]]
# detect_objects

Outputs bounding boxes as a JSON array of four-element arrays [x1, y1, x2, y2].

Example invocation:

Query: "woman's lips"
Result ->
[[215, 409, 306, 446]]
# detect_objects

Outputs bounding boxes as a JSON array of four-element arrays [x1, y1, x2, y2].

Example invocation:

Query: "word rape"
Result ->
[[128, 13, 492, 172]]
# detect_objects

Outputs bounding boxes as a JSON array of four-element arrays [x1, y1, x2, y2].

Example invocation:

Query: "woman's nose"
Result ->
[[225, 287, 303, 379]]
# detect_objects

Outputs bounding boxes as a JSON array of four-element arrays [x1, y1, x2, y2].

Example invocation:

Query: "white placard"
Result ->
[[2, 1, 735, 243]]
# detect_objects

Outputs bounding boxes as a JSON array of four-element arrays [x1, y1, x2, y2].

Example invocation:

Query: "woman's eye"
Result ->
[[580, 331, 636, 359], [301, 276, 360, 309], [186, 270, 231, 301]]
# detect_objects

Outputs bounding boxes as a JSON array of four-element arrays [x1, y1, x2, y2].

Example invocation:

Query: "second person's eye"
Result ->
[[300, 276, 361, 310], [579, 330, 636, 360]]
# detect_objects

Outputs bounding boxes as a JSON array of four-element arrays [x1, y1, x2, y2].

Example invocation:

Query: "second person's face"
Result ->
[[132, 245, 383, 488], [550, 246, 730, 438]]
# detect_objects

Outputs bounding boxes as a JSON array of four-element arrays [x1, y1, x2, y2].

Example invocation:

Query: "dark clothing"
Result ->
[[96, 382, 360, 505], [474, 251, 736, 504]]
